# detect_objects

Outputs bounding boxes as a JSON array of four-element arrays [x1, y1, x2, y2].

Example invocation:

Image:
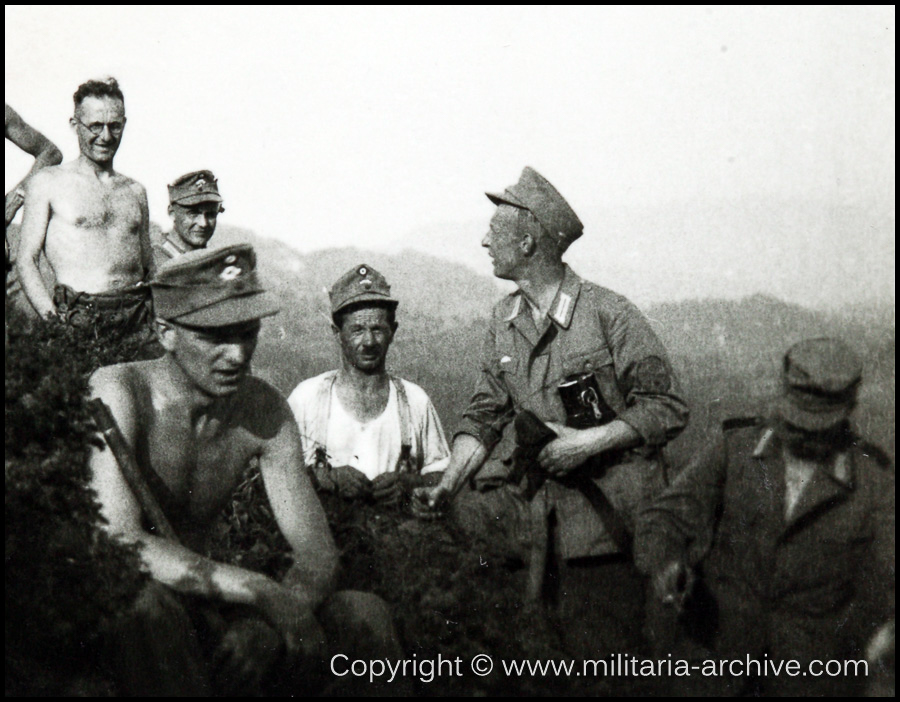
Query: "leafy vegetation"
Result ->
[[5, 303, 147, 696]]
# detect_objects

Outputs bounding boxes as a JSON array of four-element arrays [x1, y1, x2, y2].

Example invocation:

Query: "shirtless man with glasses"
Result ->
[[16, 77, 155, 351]]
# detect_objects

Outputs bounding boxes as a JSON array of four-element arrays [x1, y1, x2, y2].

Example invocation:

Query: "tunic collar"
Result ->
[[753, 422, 856, 491], [504, 264, 582, 329]]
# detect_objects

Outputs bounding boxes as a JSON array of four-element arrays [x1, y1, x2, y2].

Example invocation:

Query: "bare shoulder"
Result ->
[[26, 163, 67, 189], [31, 161, 86, 191], [115, 172, 147, 198], [235, 376, 296, 440], [89, 361, 147, 405]]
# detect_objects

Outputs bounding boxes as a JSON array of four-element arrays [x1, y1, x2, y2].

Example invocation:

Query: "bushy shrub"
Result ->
[[214, 466, 646, 695], [5, 303, 146, 695]]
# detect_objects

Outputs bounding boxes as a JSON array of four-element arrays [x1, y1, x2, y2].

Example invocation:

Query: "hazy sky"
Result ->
[[5, 6, 895, 308]]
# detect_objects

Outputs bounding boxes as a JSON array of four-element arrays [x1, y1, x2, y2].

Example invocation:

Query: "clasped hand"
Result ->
[[536, 421, 598, 476], [318, 464, 413, 505]]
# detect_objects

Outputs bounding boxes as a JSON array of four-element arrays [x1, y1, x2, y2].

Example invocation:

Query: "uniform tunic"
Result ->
[[455, 265, 689, 558], [150, 234, 190, 273], [635, 421, 895, 665]]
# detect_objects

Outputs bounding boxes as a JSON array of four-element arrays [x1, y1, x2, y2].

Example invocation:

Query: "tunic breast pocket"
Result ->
[[562, 346, 613, 377], [491, 352, 519, 386]]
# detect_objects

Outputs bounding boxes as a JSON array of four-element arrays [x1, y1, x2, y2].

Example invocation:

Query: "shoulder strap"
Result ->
[[579, 283, 627, 413], [311, 371, 339, 456], [722, 416, 763, 432], [160, 238, 183, 259], [87, 398, 181, 542], [390, 375, 418, 470]]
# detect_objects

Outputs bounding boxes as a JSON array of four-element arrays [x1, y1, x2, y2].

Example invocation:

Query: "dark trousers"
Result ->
[[108, 582, 403, 696], [52, 283, 163, 360]]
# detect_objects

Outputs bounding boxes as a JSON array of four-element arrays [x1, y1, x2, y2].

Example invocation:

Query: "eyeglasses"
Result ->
[[74, 116, 126, 136]]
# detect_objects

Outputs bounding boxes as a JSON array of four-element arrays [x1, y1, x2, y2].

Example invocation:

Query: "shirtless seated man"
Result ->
[[16, 77, 155, 348], [89, 245, 401, 696]]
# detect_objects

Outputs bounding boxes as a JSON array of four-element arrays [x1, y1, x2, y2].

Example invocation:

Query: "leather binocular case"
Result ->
[[558, 372, 616, 429]]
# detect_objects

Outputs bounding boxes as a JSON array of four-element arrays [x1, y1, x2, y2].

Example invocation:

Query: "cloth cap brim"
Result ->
[[486, 190, 527, 210], [773, 396, 852, 432], [172, 193, 224, 206], [333, 291, 399, 316], [169, 291, 279, 327]]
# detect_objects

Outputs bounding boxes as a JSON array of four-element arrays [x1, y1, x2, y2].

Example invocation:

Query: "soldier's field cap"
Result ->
[[330, 264, 398, 316], [168, 170, 224, 207], [775, 337, 862, 432], [151, 244, 279, 327], [486, 166, 584, 249]]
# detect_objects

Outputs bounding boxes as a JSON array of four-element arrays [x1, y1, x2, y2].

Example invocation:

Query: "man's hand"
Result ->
[[652, 559, 695, 613], [411, 482, 452, 520], [537, 421, 597, 476], [326, 464, 373, 499], [371, 472, 404, 505], [212, 617, 283, 695]]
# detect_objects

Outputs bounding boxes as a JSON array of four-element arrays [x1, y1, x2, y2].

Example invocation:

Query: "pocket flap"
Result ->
[[562, 346, 613, 376]]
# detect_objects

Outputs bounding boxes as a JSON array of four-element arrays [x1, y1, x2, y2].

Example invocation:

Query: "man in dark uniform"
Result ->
[[636, 337, 894, 695], [152, 170, 224, 271], [415, 167, 689, 652]]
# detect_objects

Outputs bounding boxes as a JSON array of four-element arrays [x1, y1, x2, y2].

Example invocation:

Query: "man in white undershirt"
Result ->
[[288, 264, 449, 504]]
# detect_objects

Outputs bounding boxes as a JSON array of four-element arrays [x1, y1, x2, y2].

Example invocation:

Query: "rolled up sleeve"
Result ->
[[455, 322, 515, 452], [605, 297, 689, 447]]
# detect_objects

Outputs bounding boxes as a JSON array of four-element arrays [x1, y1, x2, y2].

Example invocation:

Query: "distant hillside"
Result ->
[[390, 199, 895, 310], [209, 225, 892, 464], [12, 222, 893, 464], [206, 224, 500, 323]]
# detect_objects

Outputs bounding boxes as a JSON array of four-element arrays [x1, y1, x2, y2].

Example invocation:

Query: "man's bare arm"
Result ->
[[538, 419, 642, 476], [5, 104, 63, 226], [413, 433, 490, 516], [88, 369, 292, 604], [257, 403, 339, 608], [134, 183, 152, 276], [15, 170, 57, 317]]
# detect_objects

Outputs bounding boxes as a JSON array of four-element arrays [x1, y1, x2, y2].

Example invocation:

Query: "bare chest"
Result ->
[[51, 177, 142, 236], [140, 420, 260, 527]]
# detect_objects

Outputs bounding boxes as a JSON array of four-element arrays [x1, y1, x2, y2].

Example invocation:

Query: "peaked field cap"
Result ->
[[168, 169, 224, 206], [330, 264, 398, 315], [151, 244, 279, 327], [486, 166, 584, 248], [775, 337, 862, 432]]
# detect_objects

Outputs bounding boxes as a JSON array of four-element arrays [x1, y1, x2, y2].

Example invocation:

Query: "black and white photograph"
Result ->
[[5, 5, 894, 696]]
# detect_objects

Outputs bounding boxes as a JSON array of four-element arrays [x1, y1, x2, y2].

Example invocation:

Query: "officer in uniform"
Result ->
[[416, 167, 689, 653], [636, 337, 894, 695], [152, 170, 224, 270]]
